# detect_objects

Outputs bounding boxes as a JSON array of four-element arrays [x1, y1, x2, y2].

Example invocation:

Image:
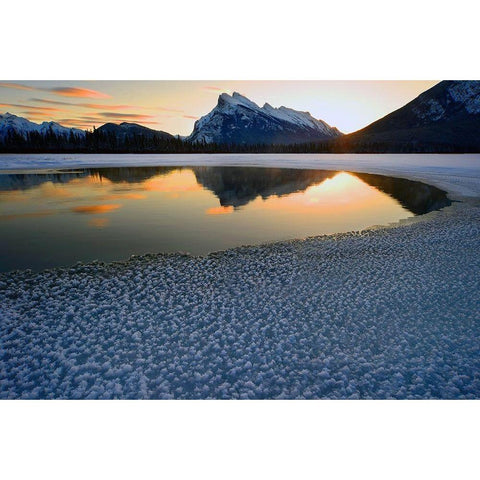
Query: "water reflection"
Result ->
[[0, 166, 451, 271], [72, 204, 122, 214], [0, 166, 450, 215], [353, 172, 451, 214], [193, 167, 334, 208], [88, 217, 110, 228]]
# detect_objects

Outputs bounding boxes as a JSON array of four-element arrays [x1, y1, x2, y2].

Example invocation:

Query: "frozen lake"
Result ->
[[0, 164, 450, 271], [0, 153, 479, 399]]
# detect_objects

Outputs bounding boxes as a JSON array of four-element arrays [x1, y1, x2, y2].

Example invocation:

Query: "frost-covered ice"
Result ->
[[1, 154, 480, 399]]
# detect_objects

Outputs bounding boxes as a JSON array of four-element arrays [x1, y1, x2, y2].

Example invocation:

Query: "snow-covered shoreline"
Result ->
[[2, 153, 480, 198], [1, 154, 479, 399]]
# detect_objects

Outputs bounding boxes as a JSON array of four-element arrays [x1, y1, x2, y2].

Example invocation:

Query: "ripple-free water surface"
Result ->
[[0, 166, 451, 271]]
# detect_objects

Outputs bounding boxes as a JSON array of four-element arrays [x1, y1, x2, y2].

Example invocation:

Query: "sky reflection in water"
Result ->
[[0, 166, 450, 271]]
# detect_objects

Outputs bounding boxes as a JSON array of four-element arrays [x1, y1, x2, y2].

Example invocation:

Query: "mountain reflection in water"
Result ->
[[0, 166, 450, 214], [0, 166, 451, 271]]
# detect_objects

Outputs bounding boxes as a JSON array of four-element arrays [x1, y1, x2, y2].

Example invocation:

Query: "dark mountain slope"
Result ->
[[97, 122, 174, 141], [335, 81, 480, 152]]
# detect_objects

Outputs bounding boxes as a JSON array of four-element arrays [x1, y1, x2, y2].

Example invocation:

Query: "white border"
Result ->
[[1, 1, 479, 478], [1, 401, 479, 479], [2, 0, 480, 80]]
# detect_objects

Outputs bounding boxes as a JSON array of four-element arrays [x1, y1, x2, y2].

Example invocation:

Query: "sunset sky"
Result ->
[[0, 80, 439, 135]]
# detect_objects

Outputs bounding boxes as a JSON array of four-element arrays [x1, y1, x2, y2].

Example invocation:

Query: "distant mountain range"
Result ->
[[1, 80, 479, 152], [0, 112, 85, 141]]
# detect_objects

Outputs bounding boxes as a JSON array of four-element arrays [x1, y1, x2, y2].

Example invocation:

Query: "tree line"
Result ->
[[1, 126, 478, 154]]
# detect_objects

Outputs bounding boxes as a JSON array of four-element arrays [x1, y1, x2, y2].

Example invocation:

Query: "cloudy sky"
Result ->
[[0, 80, 438, 135]]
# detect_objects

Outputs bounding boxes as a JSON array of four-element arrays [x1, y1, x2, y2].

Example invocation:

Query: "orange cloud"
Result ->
[[0, 82, 35, 91], [206, 206, 234, 215], [29, 106, 65, 112], [30, 98, 74, 106], [80, 103, 136, 110], [21, 111, 52, 117], [98, 112, 156, 120], [0, 103, 65, 112], [57, 119, 92, 128], [31, 98, 138, 110], [48, 87, 111, 99], [72, 204, 121, 214], [157, 106, 184, 113], [78, 115, 104, 122], [183, 115, 199, 120]]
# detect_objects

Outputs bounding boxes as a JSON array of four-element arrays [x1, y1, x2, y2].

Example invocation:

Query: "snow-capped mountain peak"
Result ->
[[189, 92, 342, 145], [218, 92, 259, 110], [0, 112, 85, 141]]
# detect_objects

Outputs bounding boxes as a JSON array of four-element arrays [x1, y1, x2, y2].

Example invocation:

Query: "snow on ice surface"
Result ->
[[1, 154, 480, 399]]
